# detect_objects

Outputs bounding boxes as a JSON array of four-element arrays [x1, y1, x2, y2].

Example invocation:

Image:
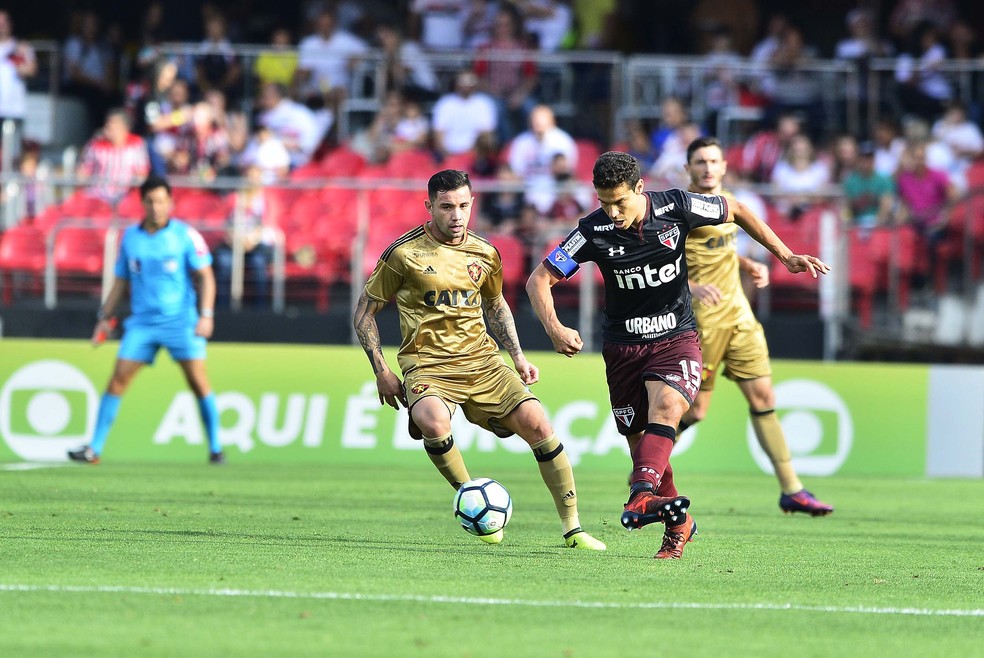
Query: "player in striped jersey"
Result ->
[[353, 169, 605, 550]]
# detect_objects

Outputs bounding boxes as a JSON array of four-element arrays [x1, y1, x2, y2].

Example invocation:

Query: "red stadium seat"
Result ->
[[52, 225, 117, 298], [385, 149, 436, 179], [282, 230, 335, 311], [116, 190, 144, 219], [0, 223, 47, 303], [574, 139, 602, 181], [486, 232, 528, 306], [173, 190, 225, 221], [318, 146, 366, 177], [58, 191, 113, 219], [765, 205, 822, 310]]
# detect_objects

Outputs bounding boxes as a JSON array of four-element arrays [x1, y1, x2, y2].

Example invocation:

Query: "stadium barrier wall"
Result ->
[[1, 339, 980, 478]]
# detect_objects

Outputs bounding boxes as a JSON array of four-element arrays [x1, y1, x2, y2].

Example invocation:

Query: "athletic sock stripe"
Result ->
[[750, 408, 775, 416], [562, 527, 583, 539], [423, 439, 454, 455], [534, 443, 565, 462]]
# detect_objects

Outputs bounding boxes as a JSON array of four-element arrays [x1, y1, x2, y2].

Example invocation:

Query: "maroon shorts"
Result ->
[[602, 330, 702, 436]]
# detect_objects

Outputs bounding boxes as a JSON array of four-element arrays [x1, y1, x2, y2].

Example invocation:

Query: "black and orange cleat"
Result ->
[[779, 490, 833, 516], [67, 446, 100, 464], [208, 451, 226, 465], [654, 513, 697, 560], [620, 482, 690, 531]]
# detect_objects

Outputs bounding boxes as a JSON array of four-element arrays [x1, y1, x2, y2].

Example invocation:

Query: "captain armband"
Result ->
[[544, 246, 579, 278]]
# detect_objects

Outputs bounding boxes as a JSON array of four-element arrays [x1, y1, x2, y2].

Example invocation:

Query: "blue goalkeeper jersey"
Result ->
[[115, 219, 212, 324]]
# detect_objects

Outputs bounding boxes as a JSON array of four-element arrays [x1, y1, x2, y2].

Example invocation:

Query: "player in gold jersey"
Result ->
[[353, 169, 606, 549], [683, 137, 833, 516]]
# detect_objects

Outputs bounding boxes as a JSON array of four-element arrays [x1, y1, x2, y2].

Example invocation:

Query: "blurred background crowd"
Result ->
[[1, 0, 984, 356]]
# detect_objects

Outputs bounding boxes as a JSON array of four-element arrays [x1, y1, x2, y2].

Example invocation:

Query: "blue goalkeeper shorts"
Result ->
[[118, 318, 207, 364]]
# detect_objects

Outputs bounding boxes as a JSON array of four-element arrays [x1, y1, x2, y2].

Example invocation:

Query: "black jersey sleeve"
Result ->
[[542, 225, 592, 280], [663, 189, 730, 230]]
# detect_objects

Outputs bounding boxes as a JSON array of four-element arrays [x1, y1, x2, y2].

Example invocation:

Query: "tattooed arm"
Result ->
[[353, 291, 407, 409], [483, 293, 539, 385]]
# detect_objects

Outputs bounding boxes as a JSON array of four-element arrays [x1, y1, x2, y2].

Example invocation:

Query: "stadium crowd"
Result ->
[[1, 0, 983, 323]]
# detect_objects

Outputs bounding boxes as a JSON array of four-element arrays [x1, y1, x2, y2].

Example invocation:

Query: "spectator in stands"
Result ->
[[750, 13, 789, 65], [463, 0, 499, 50], [546, 153, 584, 224], [506, 104, 577, 214], [615, 118, 657, 171], [889, 0, 958, 46], [770, 133, 831, 217], [699, 26, 743, 136], [650, 96, 689, 159], [432, 70, 498, 160], [410, 0, 468, 52], [834, 9, 894, 122], [238, 125, 290, 184], [895, 138, 958, 240], [843, 141, 898, 229], [62, 10, 117, 134], [77, 108, 150, 204], [474, 3, 539, 145], [903, 117, 961, 190], [759, 24, 824, 141], [740, 110, 802, 183], [571, 0, 616, 49], [195, 10, 242, 106], [255, 82, 324, 169], [482, 162, 526, 230], [649, 121, 703, 189], [518, 0, 575, 52], [353, 89, 432, 167], [163, 102, 230, 181], [895, 20, 952, 122], [873, 114, 906, 176], [830, 133, 859, 184], [0, 10, 37, 165], [931, 101, 984, 190], [254, 27, 299, 90], [214, 164, 279, 309], [375, 21, 439, 104], [296, 7, 369, 116]]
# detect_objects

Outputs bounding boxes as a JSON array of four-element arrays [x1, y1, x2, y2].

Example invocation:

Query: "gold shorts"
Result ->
[[404, 358, 537, 438], [698, 321, 771, 391]]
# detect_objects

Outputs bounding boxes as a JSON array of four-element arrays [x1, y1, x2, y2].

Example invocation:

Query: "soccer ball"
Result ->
[[453, 478, 513, 537]]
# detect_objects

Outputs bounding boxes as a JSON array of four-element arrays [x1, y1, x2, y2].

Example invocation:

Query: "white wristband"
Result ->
[[200, 309, 214, 318]]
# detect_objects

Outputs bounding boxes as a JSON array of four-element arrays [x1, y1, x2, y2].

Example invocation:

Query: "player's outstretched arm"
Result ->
[[483, 293, 538, 384], [730, 200, 831, 278], [526, 263, 583, 357], [353, 291, 406, 409]]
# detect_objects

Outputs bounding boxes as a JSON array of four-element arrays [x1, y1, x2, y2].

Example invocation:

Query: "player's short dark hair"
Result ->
[[140, 175, 172, 198], [428, 169, 471, 200], [592, 151, 641, 190], [686, 136, 725, 164]]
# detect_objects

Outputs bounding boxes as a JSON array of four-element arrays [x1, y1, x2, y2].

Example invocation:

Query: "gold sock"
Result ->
[[530, 434, 580, 534], [750, 410, 804, 494], [422, 433, 470, 490]]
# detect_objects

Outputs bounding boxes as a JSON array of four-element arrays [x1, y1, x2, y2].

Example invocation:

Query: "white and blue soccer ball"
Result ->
[[453, 477, 513, 537]]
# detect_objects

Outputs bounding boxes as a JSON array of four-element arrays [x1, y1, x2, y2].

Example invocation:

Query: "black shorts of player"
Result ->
[[602, 330, 702, 436]]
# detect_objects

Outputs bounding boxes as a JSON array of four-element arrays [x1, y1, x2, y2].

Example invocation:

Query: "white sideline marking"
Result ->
[[0, 584, 981, 618], [0, 462, 68, 471]]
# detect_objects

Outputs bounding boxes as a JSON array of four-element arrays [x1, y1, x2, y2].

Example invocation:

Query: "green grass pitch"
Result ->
[[0, 461, 981, 657]]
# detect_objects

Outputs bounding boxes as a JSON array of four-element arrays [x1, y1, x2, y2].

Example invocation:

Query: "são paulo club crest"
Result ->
[[467, 261, 483, 283], [613, 405, 635, 427], [411, 383, 430, 394], [658, 225, 680, 250]]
